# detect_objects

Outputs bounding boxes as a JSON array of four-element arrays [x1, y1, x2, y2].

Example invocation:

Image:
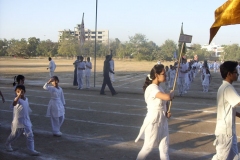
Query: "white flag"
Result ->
[[80, 13, 85, 46]]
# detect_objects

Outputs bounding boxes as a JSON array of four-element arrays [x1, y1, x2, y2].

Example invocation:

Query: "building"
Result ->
[[201, 43, 224, 57], [59, 24, 109, 44]]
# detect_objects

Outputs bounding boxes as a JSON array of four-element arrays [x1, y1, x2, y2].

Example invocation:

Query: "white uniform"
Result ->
[[202, 73, 210, 92], [213, 62, 217, 73], [169, 69, 176, 89], [77, 61, 86, 89], [6, 97, 36, 152], [135, 84, 169, 160], [49, 60, 56, 77], [109, 59, 115, 82], [43, 83, 65, 135], [177, 63, 188, 95], [212, 81, 240, 160], [85, 61, 92, 89], [237, 65, 240, 81]]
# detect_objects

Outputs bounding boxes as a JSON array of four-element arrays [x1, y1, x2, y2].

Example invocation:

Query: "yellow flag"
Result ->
[[209, 0, 240, 44]]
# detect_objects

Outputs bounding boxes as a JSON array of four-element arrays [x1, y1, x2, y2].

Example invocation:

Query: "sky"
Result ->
[[0, 0, 239, 46]]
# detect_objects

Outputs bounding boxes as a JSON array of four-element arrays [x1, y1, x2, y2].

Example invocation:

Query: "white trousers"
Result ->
[[50, 115, 64, 134], [136, 123, 169, 160], [85, 76, 90, 88], [77, 73, 84, 89], [169, 77, 174, 89], [6, 126, 35, 151], [49, 71, 54, 77], [202, 85, 209, 92], [177, 77, 185, 94], [212, 134, 239, 160]]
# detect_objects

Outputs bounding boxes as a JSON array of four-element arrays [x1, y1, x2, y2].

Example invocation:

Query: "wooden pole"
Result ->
[[167, 42, 185, 115]]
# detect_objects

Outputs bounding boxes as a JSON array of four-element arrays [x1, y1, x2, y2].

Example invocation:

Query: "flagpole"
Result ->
[[94, 0, 98, 87], [167, 42, 184, 117]]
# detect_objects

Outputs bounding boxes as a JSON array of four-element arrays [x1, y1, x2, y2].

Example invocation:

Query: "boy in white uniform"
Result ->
[[5, 85, 40, 156], [85, 57, 92, 89], [77, 56, 85, 89], [47, 57, 56, 77], [212, 61, 240, 160], [177, 58, 188, 96]]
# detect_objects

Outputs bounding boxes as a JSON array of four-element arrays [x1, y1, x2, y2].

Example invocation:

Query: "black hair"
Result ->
[[15, 84, 26, 92], [49, 57, 52, 61], [52, 76, 59, 83], [220, 61, 238, 79], [13, 75, 25, 86], [143, 64, 165, 92]]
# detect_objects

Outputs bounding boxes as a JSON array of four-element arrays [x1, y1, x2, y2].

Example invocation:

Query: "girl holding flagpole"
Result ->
[[135, 64, 174, 160]]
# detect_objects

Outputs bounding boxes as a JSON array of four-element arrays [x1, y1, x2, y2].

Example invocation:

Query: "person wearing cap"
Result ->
[[100, 51, 117, 96]]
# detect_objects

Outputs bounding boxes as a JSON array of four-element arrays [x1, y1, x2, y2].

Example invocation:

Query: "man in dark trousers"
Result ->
[[100, 51, 117, 96]]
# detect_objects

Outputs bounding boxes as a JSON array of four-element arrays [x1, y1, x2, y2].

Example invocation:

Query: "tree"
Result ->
[[0, 39, 8, 56], [27, 37, 40, 57], [159, 40, 177, 61], [223, 44, 240, 61], [37, 40, 57, 57], [7, 38, 28, 57]]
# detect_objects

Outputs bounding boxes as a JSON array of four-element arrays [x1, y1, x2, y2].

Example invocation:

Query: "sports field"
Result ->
[[1, 58, 240, 160]]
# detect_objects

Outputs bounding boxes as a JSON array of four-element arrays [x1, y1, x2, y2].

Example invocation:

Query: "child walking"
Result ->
[[135, 64, 174, 160], [202, 69, 211, 92], [5, 85, 40, 156], [43, 76, 65, 137]]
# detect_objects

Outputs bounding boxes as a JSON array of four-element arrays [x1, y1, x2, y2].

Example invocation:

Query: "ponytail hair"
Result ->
[[143, 64, 164, 92], [13, 75, 25, 86], [13, 76, 17, 86]]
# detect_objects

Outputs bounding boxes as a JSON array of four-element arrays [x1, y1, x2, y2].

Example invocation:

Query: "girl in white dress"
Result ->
[[5, 85, 40, 156], [43, 76, 65, 137], [85, 57, 92, 89], [202, 69, 211, 92], [135, 64, 174, 160]]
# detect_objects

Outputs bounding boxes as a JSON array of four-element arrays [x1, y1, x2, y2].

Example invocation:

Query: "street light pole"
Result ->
[[94, 0, 98, 87]]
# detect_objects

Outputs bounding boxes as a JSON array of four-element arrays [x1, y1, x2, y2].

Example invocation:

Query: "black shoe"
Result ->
[[100, 93, 106, 95], [112, 92, 118, 96]]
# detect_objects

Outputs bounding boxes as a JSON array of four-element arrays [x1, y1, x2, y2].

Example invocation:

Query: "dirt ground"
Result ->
[[1, 58, 240, 160]]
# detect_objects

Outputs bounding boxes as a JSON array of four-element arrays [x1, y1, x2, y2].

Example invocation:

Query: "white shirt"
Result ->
[[49, 60, 56, 72], [215, 81, 240, 136], [77, 61, 86, 74], [178, 63, 188, 78], [12, 97, 32, 129], [85, 61, 92, 76], [202, 73, 210, 85], [43, 83, 65, 117], [109, 60, 114, 71]]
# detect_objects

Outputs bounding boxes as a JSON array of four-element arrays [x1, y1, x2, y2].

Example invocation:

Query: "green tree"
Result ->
[[7, 38, 28, 57], [159, 40, 177, 61], [223, 44, 240, 61], [37, 40, 57, 57], [27, 37, 40, 57], [0, 39, 8, 56]]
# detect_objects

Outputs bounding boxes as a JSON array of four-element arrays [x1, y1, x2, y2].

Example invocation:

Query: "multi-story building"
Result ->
[[59, 24, 109, 44], [201, 43, 224, 57]]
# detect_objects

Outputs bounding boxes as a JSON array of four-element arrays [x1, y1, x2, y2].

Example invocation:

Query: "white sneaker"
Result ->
[[53, 132, 62, 137], [5, 144, 13, 152], [29, 150, 40, 156]]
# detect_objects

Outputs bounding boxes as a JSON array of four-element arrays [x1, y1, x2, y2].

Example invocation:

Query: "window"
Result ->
[[92, 32, 96, 34], [98, 32, 102, 34], [91, 36, 96, 38], [98, 36, 102, 39]]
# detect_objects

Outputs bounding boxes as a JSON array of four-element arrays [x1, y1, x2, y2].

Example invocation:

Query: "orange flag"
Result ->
[[209, 0, 240, 44]]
